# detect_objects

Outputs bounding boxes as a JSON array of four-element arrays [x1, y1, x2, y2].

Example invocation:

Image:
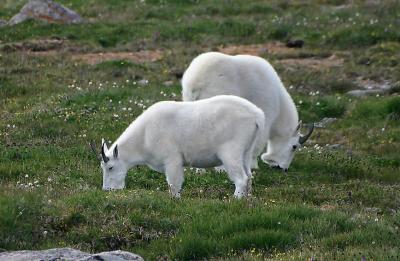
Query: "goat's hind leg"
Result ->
[[165, 160, 184, 198], [219, 152, 249, 199], [243, 147, 254, 196]]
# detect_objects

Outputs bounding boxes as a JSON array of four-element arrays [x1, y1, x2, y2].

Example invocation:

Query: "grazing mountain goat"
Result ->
[[182, 52, 314, 171], [90, 95, 265, 198]]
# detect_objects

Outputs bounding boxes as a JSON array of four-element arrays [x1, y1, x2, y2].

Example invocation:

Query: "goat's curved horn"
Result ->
[[89, 140, 101, 160], [299, 123, 314, 144], [101, 143, 110, 163]]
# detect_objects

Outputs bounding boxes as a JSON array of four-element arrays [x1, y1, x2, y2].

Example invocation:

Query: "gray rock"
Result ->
[[327, 144, 342, 149], [8, 0, 83, 26], [0, 248, 144, 261], [348, 79, 393, 97], [138, 79, 149, 86], [346, 89, 385, 97], [364, 207, 382, 214], [163, 80, 174, 87], [315, 117, 337, 128]]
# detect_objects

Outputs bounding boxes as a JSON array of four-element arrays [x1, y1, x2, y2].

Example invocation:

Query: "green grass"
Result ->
[[1, 0, 400, 260]]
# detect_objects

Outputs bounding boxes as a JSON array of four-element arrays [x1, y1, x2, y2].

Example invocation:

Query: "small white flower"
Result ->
[[316, 102, 320, 106], [25, 174, 29, 178]]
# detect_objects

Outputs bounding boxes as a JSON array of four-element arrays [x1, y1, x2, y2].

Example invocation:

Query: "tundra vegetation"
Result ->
[[0, 0, 399, 260]]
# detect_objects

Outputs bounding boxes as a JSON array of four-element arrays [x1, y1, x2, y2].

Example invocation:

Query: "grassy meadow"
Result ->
[[1, 0, 400, 260]]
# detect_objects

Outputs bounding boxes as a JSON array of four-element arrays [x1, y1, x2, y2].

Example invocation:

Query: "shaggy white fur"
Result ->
[[96, 95, 265, 198], [182, 52, 313, 171]]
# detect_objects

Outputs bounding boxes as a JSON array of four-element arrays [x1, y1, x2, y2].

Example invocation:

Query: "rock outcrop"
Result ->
[[8, 0, 83, 25], [0, 248, 144, 261]]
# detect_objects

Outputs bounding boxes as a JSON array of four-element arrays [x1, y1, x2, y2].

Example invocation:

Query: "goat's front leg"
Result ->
[[165, 161, 184, 198]]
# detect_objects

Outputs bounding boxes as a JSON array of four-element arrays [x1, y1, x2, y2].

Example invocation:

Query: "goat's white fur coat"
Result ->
[[182, 52, 304, 170], [99, 95, 265, 198]]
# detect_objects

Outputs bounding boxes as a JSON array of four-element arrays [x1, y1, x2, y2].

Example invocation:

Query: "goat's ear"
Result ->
[[113, 145, 118, 159], [101, 138, 109, 152]]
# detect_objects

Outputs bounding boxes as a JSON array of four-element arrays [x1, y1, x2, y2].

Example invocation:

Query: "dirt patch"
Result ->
[[1, 39, 65, 52], [218, 42, 298, 56], [218, 42, 343, 70], [320, 204, 337, 212], [279, 54, 344, 70], [71, 50, 163, 65], [9, 39, 342, 69]]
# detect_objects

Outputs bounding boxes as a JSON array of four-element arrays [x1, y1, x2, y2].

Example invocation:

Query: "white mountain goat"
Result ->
[[90, 95, 265, 198], [182, 52, 314, 171]]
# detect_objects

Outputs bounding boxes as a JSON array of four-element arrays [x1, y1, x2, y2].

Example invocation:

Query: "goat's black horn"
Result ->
[[101, 143, 109, 163], [299, 123, 314, 144]]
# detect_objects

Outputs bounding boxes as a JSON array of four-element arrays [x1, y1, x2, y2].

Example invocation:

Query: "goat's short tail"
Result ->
[[244, 108, 266, 174], [253, 108, 266, 158]]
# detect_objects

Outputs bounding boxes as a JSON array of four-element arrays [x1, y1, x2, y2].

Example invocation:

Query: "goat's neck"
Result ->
[[110, 125, 145, 168], [271, 87, 298, 140]]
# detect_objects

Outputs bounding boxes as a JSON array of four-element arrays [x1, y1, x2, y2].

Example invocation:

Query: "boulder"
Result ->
[[0, 248, 144, 261], [8, 0, 83, 25]]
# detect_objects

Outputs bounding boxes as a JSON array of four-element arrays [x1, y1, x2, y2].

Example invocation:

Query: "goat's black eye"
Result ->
[[108, 166, 113, 171], [292, 145, 298, 150]]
